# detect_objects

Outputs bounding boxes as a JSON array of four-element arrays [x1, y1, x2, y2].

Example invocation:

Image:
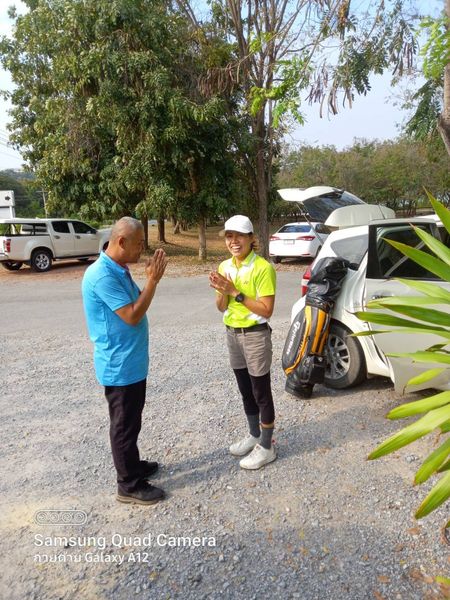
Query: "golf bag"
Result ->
[[282, 257, 350, 398]]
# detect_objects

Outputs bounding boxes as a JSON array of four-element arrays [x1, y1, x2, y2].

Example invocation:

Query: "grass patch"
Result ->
[[147, 224, 226, 259]]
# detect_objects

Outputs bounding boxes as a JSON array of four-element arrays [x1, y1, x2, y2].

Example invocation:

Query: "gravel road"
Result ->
[[1, 265, 449, 599]]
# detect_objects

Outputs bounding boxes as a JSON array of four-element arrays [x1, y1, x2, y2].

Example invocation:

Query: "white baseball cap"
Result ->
[[221, 215, 254, 235]]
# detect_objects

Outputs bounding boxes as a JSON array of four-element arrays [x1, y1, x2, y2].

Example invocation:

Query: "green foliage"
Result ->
[[404, 79, 442, 140], [361, 193, 450, 521], [419, 16, 450, 80], [0, 170, 43, 216], [0, 0, 239, 233], [404, 14, 450, 145], [277, 138, 450, 214]]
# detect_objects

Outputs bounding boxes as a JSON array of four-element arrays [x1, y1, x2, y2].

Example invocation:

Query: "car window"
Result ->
[[278, 224, 311, 233], [72, 221, 96, 234], [52, 221, 70, 234], [438, 225, 450, 248], [301, 191, 365, 222], [0, 223, 17, 235], [369, 224, 439, 279], [315, 224, 331, 234], [329, 234, 368, 269], [20, 223, 48, 235]]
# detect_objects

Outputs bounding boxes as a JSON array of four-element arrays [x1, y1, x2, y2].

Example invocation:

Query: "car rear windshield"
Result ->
[[329, 234, 368, 269], [0, 223, 48, 236], [278, 224, 311, 233], [302, 191, 365, 222]]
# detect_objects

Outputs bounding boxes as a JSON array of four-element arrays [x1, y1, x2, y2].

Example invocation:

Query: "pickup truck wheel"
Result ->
[[31, 249, 52, 272], [1, 261, 23, 271], [324, 322, 366, 389]]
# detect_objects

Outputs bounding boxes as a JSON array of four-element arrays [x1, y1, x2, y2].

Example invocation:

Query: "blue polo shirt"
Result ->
[[81, 252, 149, 386]]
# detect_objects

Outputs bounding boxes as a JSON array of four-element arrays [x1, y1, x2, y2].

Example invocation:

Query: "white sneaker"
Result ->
[[239, 444, 277, 470], [229, 434, 260, 457]]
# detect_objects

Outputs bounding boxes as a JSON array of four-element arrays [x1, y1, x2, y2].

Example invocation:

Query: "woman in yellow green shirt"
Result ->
[[209, 215, 277, 470]]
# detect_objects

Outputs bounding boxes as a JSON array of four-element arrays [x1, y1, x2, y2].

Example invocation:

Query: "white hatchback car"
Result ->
[[269, 221, 330, 262], [290, 212, 450, 394]]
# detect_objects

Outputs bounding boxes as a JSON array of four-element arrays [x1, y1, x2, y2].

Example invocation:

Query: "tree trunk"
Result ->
[[173, 220, 181, 234], [198, 216, 207, 260], [141, 214, 149, 250], [439, 0, 450, 156], [253, 113, 269, 258], [157, 214, 166, 243], [438, 64, 450, 155]]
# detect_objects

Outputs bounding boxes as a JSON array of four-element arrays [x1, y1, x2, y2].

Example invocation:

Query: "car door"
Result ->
[[50, 221, 75, 256], [70, 221, 99, 255], [362, 220, 450, 392]]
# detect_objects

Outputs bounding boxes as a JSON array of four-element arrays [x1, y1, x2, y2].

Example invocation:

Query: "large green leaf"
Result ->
[[426, 190, 450, 233], [368, 404, 450, 459], [441, 420, 450, 433], [415, 471, 450, 518], [386, 239, 450, 282], [414, 437, 450, 484], [413, 225, 450, 265], [388, 351, 450, 365], [396, 278, 450, 302], [355, 311, 446, 332], [387, 391, 450, 419], [425, 343, 449, 352], [366, 304, 450, 327], [406, 368, 447, 387], [368, 296, 449, 307], [353, 328, 450, 339], [437, 458, 450, 472]]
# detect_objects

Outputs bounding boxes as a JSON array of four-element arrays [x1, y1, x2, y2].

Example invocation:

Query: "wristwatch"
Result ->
[[235, 292, 245, 303]]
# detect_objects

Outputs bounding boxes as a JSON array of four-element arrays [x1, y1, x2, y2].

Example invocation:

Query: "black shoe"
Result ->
[[117, 482, 165, 506], [139, 460, 159, 478]]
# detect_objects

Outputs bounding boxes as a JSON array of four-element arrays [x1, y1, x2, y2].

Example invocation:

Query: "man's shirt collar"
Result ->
[[100, 251, 130, 276]]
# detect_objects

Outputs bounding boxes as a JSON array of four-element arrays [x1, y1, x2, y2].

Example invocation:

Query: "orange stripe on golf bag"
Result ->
[[283, 305, 330, 376]]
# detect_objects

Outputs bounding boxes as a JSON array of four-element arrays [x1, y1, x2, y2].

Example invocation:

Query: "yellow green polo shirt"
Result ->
[[218, 250, 276, 328]]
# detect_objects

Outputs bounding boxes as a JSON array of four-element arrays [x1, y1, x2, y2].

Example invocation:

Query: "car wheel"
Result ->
[[272, 256, 281, 264], [324, 321, 366, 389], [1, 261, 23, 271], [31, 249, 52, 272]]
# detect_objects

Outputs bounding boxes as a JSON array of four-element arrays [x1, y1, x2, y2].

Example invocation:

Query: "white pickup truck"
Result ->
[[0, 218, 111, 272]]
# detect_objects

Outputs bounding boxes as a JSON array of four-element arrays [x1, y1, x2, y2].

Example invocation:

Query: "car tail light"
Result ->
[[3, 238, 11, 253], [270, 235, 280, 241], [301, 265, 312, 297], [296, 235, 315, 241]]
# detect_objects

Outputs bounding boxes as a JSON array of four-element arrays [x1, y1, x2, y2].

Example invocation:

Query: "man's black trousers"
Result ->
[[104, 379, 147, 493]]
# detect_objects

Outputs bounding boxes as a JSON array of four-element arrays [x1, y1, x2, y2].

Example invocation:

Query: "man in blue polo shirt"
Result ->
[[82, 217, 167, 505]]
